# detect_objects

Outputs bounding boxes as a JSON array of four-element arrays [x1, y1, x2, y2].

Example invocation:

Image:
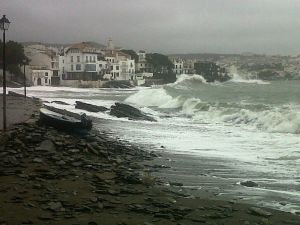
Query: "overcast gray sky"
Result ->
[[1, 0, 300, 55]]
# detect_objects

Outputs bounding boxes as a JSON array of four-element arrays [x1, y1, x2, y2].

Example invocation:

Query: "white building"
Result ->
[[102, 39, 135, 81], [60, 42, 102, 82], [24, 44, 60, 86], [172, 59, 184, 74], [31, 69, 53, 86], [136, 50, 152, 73]]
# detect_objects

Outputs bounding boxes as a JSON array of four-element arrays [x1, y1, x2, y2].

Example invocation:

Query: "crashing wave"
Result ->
[[229, 72, 270, 85], [169, 74, 207, 89]]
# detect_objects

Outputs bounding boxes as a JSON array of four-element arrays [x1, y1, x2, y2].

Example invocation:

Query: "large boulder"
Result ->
[[75, 101, 108, 112], [110, 102, 156, 122], [102, 80, 134, 88]]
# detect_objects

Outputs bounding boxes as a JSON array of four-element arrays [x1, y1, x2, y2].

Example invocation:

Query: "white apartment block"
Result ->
[[136, 50, 152, 73], [173, 59, 184, 74]]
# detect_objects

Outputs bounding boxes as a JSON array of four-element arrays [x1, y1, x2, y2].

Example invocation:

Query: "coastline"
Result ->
[[0, 97, 299, 224]]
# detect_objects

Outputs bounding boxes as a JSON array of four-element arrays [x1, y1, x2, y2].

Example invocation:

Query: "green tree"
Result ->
[[146, 53, 176, 83], [146, 53, 174, 74], [120, 49, 138, 63], [0, 40, 29, 76], [194, 62, 230, 82]]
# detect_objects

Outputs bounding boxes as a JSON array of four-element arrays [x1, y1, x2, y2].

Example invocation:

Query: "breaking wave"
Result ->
[[125, 76, 300, 134], [229, 73, 270, 85], [209, 106, 300, 134], [170, 74, 207, 89]]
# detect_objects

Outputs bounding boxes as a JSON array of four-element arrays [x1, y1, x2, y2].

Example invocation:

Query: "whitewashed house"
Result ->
[[24, 44, 60, 86], [31, 68, 53, 86], [102, 39, 135, 81], [172, 59, 184, 75], [58, 40, 136, 87], [136, 50, 152, 73], [59, 42, 105, 87]]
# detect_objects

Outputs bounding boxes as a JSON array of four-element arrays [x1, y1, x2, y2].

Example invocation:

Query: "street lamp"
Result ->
[[0, 15, 11, 130], [23, 59, 26, 98]]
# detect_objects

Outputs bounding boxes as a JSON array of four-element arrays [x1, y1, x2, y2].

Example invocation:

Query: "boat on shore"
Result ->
[[39, 108, 92, 132]]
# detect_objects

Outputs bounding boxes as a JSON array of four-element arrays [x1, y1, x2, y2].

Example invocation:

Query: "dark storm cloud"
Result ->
[[1, 0, 300, 55]]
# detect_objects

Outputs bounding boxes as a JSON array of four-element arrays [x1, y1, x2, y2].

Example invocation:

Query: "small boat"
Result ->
[[39, 108, 92, 132]]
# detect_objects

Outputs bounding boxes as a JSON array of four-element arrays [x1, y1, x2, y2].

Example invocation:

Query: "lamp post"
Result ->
[[0, 15, 10, 130], [23, 59, 26, 98]]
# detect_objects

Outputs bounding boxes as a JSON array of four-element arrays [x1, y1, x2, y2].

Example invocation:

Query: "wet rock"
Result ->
[[248, 207, 272, 218], [21, 219, 33, 224], [95, 172, 116, 181], [71, 161, 82, 167], [76, 101, 108, 112], [32, 158, 43, 163], [170, 182, 183, 187], [240, 180, 258, 187], [69, 148, 80, 153], [154, 213, 174, 220], [107, 189, 120, 195], [110, 102, 156, 122], [35, 140, 56, 152], [56, 160, 66, 166], [97, 202, 104, 209], [144, 222, 154, 225], [48, 201, 63, 211], [51, 101, 70, 105], [38, 213, 53, 220], [87, 143, 99, 155], [90, 197, 98, 203], [88, 222, 98, 225]]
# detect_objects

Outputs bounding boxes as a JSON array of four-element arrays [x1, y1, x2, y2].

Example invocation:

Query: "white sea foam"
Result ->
[[125, 88, 173, 107], [125, 83, 300, 134], [9, 84, 300, 214], [171, 74, 207, 87], [229, 73, 270, 84]]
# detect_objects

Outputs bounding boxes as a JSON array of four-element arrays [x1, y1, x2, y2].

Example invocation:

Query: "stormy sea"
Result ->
[[11, 75, 300, 214]]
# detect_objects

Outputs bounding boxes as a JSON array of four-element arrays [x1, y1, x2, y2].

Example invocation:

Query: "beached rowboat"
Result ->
[[39, 108, 92, 131]]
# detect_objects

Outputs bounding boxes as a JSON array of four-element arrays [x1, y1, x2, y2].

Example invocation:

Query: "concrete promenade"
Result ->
[[0, 95, 38, 130]]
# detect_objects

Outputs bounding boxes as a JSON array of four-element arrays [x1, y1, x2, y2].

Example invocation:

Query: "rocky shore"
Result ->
[[0, 100, 299, 225]]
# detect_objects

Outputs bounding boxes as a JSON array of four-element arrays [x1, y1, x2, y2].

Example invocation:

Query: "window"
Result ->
[[99, 64, 102, 68], [93, 56, 96, 62], [90, 56, 92, 62], [111, 66, 113, 70], [141, 64, 143, 67], [116, 73, 119, 77], [45, 78, 48, 83], [45, 72, 48, 77], [85, 64, 96, 71], [62, 60, 64, 63], [116, 66, 119, 70], [76, 64, 81, 71], [86, 56, 88, 62], [71, 64, 73, 71], [77, 56, 80, 62], [71, 56, 73, 62]]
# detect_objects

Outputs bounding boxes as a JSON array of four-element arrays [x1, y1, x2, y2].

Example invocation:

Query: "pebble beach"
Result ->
[[0, 95, 299, 225]]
